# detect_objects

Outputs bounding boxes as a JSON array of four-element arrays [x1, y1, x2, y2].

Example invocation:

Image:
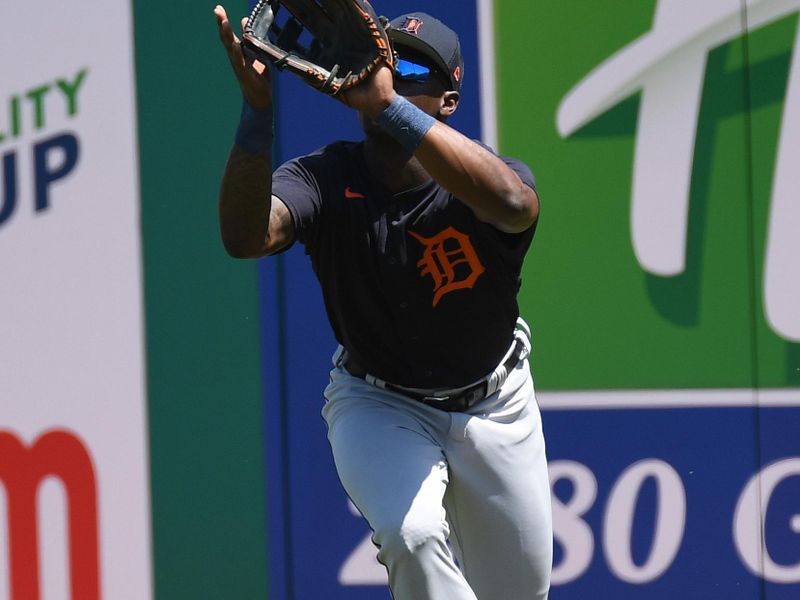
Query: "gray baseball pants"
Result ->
[[322, 330, 553, 600]]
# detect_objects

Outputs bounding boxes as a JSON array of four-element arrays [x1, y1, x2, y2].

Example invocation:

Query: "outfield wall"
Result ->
[[1, 1, 798, 599], [262, 2, 800, 598]]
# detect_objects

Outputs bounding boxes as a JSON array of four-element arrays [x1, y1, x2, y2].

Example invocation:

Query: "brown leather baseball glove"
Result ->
[[242, 0, 395, 96]]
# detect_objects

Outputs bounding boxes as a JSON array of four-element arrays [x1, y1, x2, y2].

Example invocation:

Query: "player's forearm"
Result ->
[[219, 144, 272, 258], [373, 95, 538, 233], [218, 100, 276, 258], [416, 122, 539, 234]]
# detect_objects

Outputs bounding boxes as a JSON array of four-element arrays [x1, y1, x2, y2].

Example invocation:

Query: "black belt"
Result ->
[[343, 339, 525, 412]]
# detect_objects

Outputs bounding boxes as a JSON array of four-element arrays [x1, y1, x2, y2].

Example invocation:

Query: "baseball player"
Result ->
[[214, 5, 553, 599]]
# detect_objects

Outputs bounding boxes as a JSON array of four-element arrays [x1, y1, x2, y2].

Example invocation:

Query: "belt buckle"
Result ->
[[425, 382, 486, 412], [422, 395, 450, 403]]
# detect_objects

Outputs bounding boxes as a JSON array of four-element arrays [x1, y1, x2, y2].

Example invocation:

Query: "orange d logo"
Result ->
[[409, 226, 485, 307]]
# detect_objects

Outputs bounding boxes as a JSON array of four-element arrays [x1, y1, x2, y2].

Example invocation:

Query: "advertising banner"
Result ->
[[261, 0, 800, 599], [1, 1, 152, 599], [495, 1, 800, 599]]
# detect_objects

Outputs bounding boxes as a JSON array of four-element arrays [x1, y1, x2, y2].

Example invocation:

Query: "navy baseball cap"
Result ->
[[388, 13, 464, 92]]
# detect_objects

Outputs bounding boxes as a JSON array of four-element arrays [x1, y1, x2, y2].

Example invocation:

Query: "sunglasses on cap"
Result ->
[[394, 57, 439, 84]]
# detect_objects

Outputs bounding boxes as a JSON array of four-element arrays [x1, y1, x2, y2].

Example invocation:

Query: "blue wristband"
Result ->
[[235, 101, 274, 155], [375, 96, 436, 153]]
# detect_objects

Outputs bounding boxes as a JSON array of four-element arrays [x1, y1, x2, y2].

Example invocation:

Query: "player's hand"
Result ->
[[214, 5, 272, 109], [340, 63, 396, 117]]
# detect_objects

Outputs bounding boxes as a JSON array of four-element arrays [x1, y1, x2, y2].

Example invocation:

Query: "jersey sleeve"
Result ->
[[502, 155, 537, 192], [271, 155, 324, 251], [474, 139, 537, 192], [478, 147, 539, 253]]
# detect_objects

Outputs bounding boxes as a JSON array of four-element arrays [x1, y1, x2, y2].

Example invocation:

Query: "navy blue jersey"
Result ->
[[272, 141, 537, 388]]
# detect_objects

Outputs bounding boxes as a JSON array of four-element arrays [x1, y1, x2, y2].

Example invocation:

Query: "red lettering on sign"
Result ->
[[0, 429, 99, 600]]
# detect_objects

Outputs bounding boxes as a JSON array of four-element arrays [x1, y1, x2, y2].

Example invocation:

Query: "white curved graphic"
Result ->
[[765, 19, 800, 341], [557, 0, 800, 341]]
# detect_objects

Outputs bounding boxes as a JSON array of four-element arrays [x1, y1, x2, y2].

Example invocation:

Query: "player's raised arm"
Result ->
[[416, 121, 539, 234], [344, 67, 538, 235], [214, 5, 294, 258]]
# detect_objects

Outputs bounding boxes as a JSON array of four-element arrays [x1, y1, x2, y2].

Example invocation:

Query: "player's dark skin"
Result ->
[[213, 5, 540, 259]]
